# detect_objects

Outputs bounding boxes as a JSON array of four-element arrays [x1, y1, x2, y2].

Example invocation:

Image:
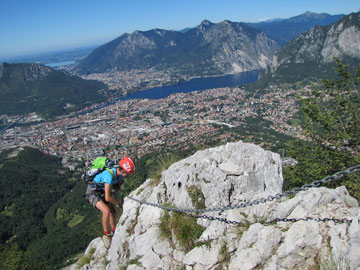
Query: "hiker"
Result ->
[[85, 156, 135, 248]]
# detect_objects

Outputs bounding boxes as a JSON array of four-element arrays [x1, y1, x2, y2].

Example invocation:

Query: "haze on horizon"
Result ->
[[0, 0, 359, 59]]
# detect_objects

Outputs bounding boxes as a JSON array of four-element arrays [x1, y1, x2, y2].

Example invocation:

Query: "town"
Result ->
[[0, 77, 304, 170]]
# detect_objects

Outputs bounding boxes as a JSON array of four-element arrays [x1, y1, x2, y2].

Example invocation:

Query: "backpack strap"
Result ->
[[105, 168, 115, 181]]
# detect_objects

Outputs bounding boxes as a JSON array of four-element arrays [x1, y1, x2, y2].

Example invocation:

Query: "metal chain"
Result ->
[[187, 213, 356, 225], [128, 164, 360, 215]]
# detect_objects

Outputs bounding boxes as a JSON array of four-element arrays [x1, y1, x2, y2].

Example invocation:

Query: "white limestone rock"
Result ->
[[68, 141, 360, 270]]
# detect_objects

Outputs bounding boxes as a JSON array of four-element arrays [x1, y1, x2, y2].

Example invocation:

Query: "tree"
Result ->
[[282, 60, 360, 201], [0, 244, 52, 270], [301, 59, 360, 155]]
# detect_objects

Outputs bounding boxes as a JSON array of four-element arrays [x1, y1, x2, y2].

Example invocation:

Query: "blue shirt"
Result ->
[[92, 168, 122, 190]]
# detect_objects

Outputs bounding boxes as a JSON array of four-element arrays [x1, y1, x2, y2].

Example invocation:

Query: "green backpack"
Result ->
[[82, 157, 115, 185]]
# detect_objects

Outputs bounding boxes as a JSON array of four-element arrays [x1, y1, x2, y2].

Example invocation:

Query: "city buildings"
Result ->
[[0, 83, 303, 170]]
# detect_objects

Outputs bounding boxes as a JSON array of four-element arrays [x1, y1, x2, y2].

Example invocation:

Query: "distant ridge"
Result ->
[[74, 20, 279, 77], [250, 11, 345, 45], [73, 11, 345, 78], [0, 63, 106, 117]]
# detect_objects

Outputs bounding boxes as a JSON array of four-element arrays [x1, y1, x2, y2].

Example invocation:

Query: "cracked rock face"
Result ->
[[71, 141, 360, 270], [269, 11, 360, 75]]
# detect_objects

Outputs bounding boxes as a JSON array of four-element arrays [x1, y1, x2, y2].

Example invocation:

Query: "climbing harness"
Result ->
[[128, 165, 360, 224]]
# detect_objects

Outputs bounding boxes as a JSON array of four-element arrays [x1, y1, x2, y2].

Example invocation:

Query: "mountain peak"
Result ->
[[197, 19, 214, 31], [219, 19, 233, 25], [303, 11, 317, 16], [200, 19, 213, 26], [294, 11, 336, 21]]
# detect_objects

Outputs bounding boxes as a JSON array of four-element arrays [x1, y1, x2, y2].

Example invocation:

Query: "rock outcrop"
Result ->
[[69, 141, 360, 270]]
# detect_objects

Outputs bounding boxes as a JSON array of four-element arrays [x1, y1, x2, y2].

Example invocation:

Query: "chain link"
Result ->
[[128, 165, 360, 224], [187, 213, 355, 225]]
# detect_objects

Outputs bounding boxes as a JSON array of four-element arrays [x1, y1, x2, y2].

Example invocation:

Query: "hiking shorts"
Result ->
[[86, 186, 105, 208]]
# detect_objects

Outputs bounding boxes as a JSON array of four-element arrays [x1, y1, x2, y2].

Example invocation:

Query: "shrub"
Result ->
[[171, 212, 205, 251], [148, 153, 182, 185], [159, 205, 205, 251], [76, 248, 95, 268]]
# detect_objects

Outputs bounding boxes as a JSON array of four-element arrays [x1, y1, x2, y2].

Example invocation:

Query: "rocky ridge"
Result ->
[[74, 20, 280, 76], [69, 141, 360, 270], [269, 11, 360, 74]]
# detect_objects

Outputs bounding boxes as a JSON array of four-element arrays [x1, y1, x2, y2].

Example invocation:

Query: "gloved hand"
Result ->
[[115, 200, 123, 210]]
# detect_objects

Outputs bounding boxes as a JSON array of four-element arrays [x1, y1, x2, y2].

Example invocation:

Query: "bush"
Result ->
[[159, 208, 205, 251], [148, 153, 182, 184]]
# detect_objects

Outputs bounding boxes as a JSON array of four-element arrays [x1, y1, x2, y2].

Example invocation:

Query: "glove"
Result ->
[[115, 200, 123, 210]]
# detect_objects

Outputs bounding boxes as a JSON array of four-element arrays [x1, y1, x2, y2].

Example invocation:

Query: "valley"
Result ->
[[0, 78, 303, 168]]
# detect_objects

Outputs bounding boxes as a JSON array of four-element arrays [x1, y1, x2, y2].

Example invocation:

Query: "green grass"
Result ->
[[56, 208, 66, 220], [318, 253, 348, 270], [126, 207, 140, 235], [76, 248, 95, 268], [119, 256, 143, 270], [67, 214, 85, 228], [159, 206, 205, 251], [187, 185, 206, 209], [194, 237, 212, 249], [149, 153, 182, 185], [234, 221, 251, 239], [1, 203, 15, 217], [218, 242, 231, 263], [159, 209, 172, 240]]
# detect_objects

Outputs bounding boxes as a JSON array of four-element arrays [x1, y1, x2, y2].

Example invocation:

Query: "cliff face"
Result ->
[[269, 11, 360, 74], [69, 141, 360, 270]]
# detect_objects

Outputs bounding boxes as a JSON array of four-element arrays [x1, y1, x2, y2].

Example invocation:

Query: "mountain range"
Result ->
[[0, 63, 106, 118], [74, 20, 280, 76], [0, 11, 357, 118], [73, 11, 346, 77]]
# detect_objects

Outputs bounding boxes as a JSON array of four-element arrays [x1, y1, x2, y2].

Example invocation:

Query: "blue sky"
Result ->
[[0, 0, 359, 58]]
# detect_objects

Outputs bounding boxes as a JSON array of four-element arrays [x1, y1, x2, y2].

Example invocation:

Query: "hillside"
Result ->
[[68, 141, 360, 270], [262, 11, 360, 84], [250, 11, 345, 45], [74, 20, 280, 76], [0, 147, 102, 268], [0, 63, 107, 118]]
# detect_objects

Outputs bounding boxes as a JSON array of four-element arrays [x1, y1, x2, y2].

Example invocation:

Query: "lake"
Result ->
[[120, 70, 260, 100], [45, 60, 76, 68], [77, 70, 260, 114]]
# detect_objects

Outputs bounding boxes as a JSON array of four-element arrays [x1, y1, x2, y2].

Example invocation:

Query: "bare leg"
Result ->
[[108, 204, 117, 231], [96, 200, 112, 233]]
